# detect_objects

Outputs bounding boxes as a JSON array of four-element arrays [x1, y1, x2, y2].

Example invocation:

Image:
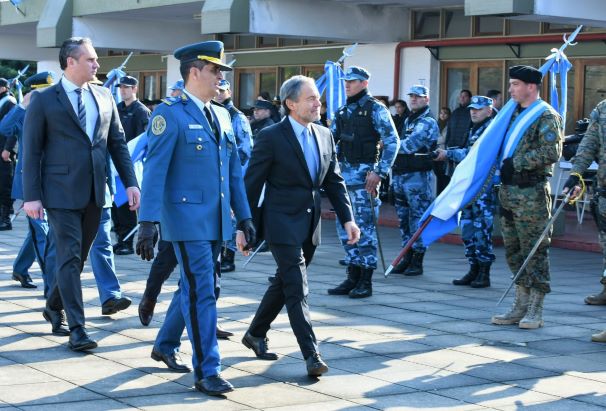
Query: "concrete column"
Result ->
[[37, 60, 62, 76], [344, 43, 398, 100], [165, 56, 180, 97], [399, 47, 440, 114]]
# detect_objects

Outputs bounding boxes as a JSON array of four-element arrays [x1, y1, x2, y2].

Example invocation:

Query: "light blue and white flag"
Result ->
[[113, 132, 148, 207], [315, 61, 346, 121], [417, 26, 582, 247]]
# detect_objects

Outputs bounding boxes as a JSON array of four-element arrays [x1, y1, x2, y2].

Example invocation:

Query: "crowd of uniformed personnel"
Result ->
[[3, 36, 606, 397]]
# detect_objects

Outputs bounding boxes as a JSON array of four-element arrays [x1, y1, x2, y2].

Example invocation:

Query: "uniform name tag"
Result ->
[[189, 124, 203, 129]]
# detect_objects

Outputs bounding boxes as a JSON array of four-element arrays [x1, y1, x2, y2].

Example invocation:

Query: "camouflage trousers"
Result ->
[[592, 195, 606, 284], [392, 171, 434, 253], [499, 183, 552, 293], [338, 186, 380, 269], [461, 187, 497, 264]]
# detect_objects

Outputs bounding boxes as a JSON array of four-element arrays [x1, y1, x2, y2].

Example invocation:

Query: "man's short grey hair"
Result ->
[[59, 37, 93, 70], [280, 75, 316, 115]]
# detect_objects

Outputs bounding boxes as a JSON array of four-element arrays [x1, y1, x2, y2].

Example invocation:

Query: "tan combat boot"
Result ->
[[519, 288, 545, 329], [491, 285, 529, 325], [591, 330, 606, 342], [585, 283, 606, 305]]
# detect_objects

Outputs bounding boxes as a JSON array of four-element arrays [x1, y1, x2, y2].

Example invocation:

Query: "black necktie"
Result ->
[[204, 106, 219, 141], [75, 88, 87, 132]]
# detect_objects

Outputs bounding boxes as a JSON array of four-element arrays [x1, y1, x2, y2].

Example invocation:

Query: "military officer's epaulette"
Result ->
[[160, 94, 188, 106]]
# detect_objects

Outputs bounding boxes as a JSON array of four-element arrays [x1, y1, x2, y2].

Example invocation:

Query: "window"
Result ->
[[474, 16, 504, 36], [279, 38, 302, 47], [219, 34, 236, 50], [279, 66, 301, 84], [140, 72, 166, 101], [444, 8, 470, 38], [543, 22, 577, 34], [507, 19, 540, 35], [259, 36, 278, 48], [237, 35, 256, 49], [413, 9, 440, 39]]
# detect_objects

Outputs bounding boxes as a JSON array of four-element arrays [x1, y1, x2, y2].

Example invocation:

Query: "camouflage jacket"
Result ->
[[571, 99, 606, 188], [399, 106, 439, 156], [332, 90, 399, 185], [510, 104, 563, 177]]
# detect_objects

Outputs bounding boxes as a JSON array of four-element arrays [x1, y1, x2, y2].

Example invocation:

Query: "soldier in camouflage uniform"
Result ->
[[216, 80, 254, 272], [390, 85, 438, 276], [562, 99, 606, 342], [327, 66, 399, 298], [435, 96, 496, 288], [492, 65, 563, 329]]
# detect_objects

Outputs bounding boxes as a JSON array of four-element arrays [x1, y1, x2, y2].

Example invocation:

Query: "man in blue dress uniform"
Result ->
[[136, 40, 255, 396]]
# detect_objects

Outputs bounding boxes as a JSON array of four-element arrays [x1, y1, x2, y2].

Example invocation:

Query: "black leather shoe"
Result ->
[[216, 324, 234, 339], [114, 244, 134, 255], [195, 374, 234, 396], [151, 349, 191, 373], [242, 331, 278, 360], [138, 297, 156, 326], [12, 272, 37, 288], [306, 353, 328, 377], [101, 297, 132, 315], [68, 327, 97, 351], [42, 308, 70, 336]]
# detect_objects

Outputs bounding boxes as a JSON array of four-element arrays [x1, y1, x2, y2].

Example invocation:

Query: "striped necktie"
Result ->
[[75, 88, 87, 132]]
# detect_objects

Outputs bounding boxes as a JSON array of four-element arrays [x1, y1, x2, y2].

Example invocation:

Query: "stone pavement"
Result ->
[[2, 213, 606, 410]]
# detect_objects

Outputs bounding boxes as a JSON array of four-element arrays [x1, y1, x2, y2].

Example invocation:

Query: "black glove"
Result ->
[[563, 174, 580, 193], [237, 218, 257, 250], [136, 221, 158, 261], [500, 157, 514, 185]]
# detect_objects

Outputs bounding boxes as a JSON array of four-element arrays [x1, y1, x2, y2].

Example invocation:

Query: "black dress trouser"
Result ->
[[248, 236, 318, 359], [46, 202, 102, 330]]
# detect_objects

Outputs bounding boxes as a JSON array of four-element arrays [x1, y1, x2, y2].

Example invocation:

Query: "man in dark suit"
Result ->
[[240, 75, 360, 377], [22, 37, 140, 351]]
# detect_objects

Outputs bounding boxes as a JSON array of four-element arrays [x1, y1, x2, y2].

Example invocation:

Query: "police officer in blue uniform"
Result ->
[[327, 66, 399, 298], [216, 79, 253, 272], [391, 85, 439, 276], [0, 77, 17, 230], [250, 99, 275, 138], [434, 96, 496, 287], [136, 40, 255, 396], [4, 72, 56, 291], [113, 75, 151, 255]]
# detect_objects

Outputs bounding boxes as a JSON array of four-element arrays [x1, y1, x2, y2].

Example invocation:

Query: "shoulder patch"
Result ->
[[544, 131, 556, 142], [151, 115, 166, 135], [160, 96, 182, 106]]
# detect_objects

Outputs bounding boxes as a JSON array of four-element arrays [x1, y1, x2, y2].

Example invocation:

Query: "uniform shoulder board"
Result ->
[[160, 96, 181, 106]]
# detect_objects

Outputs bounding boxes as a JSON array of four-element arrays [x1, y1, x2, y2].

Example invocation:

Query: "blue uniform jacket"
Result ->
[[139, 94, 251, 242], [0, 105, 25, 199]]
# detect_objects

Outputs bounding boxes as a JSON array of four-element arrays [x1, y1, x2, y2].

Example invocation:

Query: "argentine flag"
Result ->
[[315, 61, 346, 121], [418, 26, 579, 246], [113, 132, 147, 207]]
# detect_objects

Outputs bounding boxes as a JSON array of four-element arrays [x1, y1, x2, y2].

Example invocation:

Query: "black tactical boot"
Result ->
[[328, 265, 361, 295], [391, 249, 412, 274], [453, 264, 479, 285], [470, 262, 491, 288], [403, 251, 424, 276], [221, 248, 236, 272], [349, 267, 373, 299], [0, 206, 11, 231]]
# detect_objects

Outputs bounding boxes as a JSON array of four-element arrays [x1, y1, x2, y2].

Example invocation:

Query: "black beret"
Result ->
[[509, 65, 542, 85], [254, 99, 273, 110], [119, 75, 138, 86]]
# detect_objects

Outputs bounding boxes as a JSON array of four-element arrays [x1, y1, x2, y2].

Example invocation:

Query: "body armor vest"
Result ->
[[336, 98, 381, 164]]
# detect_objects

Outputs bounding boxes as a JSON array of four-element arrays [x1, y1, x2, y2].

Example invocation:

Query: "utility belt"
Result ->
[[337, 152, 376, 166], [500, 171, 546, 188], [392, 153, 433, 174]]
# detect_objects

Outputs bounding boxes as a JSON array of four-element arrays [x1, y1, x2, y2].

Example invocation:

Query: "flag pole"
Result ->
[[384, 216, 433, 278]]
